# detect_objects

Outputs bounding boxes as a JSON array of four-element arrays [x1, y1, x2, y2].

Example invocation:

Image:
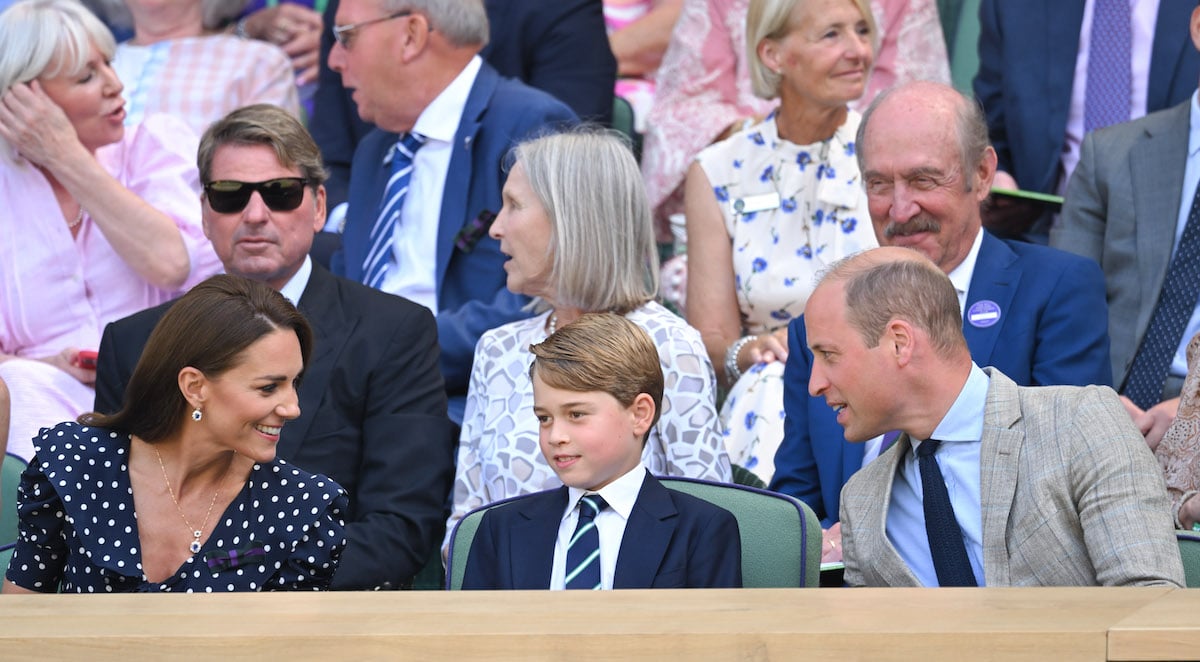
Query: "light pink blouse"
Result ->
[[0, 114, 221, 459], [641, 0, 950, 236]]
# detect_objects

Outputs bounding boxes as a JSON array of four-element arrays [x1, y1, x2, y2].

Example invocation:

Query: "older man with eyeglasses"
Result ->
[[325, 0, 577, 423], [94, 104, 459, 591]]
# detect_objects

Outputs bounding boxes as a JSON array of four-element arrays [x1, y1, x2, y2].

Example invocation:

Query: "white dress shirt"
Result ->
[[550, 464, 647, 590]]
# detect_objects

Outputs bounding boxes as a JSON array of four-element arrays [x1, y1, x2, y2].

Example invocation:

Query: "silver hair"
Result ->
[[512, 128, 659, 314], [746, 0, 877, 100], [856, 82, 991, 192], [84, 0, 248, 33], [379, 0, 488, 49], [0, 0, 116, 94]]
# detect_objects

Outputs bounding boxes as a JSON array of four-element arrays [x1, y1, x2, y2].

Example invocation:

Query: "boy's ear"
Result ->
[[629, 393, 656, 438]]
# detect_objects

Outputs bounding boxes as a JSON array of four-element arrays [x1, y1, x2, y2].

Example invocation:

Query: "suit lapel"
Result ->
[[1148, 1, 1195, 109], [510, 487, 567, 590], [1130, 103, 1190, 328], [977, 368, 1024, 587], [282, 265, 353, 458], [614, 474, 678, 588], [859, 441, 920, 587], [1045, 2, 1086, 158], [435, 64, 499, 289], [962, 233, 1019, 367]]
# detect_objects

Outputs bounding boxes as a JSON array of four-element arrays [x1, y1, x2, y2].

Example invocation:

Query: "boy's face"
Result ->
[[532, 372, 654, 492]]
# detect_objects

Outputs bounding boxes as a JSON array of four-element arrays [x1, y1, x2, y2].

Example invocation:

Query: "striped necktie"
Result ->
[[362, 132, 425, 289], [565, 494, 608, 590]]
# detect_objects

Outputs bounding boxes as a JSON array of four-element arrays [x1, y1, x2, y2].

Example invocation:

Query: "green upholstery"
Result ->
[[611, 95, 643, 162], [0, 454, 27, 546], [446, 477, 821, 589], [730, 464, 767, 490], [0, 544, 12, 579], [659, 477, 820, 588], [1177, 531, 1200, 588]]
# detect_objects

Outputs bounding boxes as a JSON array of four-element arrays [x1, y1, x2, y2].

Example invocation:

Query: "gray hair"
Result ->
[[747, 0, 876, 100], [84, 0, 248, 33], [512, 128, 659, 314], [379, 0, 489, 49], [198, 103, 327, 188], [856, 82, 991, 192], [0, 0, 116, 93]]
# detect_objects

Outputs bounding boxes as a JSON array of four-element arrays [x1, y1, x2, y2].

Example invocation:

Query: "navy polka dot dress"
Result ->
[[4, 422, 349, 593]]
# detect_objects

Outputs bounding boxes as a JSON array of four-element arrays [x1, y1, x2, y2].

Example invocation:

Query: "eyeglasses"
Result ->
[[203, 178, 309, 214], [332, 10, 411, 49]]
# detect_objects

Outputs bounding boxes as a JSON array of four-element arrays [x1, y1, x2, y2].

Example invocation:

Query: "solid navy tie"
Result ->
[[917, 440, 977, 587], [564, 494, 608, 590]]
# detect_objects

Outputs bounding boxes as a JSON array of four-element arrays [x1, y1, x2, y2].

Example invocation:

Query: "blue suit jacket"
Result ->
[[461, 472, 742, 589], [331, 62, 576, 398], [974, 0, 1199, 194], [311, 0, 614, 206], [770, 232, 1113, 526]]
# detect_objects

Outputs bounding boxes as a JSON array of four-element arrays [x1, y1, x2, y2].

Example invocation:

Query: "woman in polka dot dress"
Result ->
[[2, 276, 348, 593]]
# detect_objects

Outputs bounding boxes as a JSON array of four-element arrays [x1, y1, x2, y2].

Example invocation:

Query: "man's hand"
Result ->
[[822, 522, 843, 563]]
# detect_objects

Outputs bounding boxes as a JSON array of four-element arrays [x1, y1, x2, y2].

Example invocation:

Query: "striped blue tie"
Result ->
[[564, 494, 608, 590], [362, 132, 425, 289]]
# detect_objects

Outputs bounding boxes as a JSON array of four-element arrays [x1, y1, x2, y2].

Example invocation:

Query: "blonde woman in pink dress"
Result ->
[[0, 0, 221, 461], [643, 0, 949, 238]]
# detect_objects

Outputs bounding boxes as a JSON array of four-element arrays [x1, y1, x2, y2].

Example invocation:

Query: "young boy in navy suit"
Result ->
[[461, 313, 742, 589]]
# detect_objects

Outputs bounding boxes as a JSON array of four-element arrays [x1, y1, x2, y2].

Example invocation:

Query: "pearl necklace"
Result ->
[[66, 206, 84, 230], [547, 312, 558, 335], [154, 447, 229, 555]]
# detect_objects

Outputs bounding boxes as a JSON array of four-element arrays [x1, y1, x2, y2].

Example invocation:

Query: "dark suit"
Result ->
[[461, 472, 742, 589], [330, 62, 577, 403], [974, 0, 1199, 194], [311, 0, 614, 206], [1053, 99, 1192, 392], [94, 264, 458, 590], [770, 232, 1113, 526]]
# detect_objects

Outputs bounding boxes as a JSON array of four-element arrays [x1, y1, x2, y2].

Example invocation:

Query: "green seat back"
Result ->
[[1177, 531, 1200, 588], [0, 454, 28, 546]]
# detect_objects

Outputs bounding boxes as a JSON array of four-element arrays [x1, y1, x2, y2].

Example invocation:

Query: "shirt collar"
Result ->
[[277, 255, 313, 306], [381, 55, 482, 165], [945, 228, 984, 315], [564, 463, 647, 522], [924, 362, 989, 445]]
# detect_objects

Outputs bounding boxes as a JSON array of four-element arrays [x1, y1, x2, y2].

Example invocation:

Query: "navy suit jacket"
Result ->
[[94, 264, 458, 590], [461, 472, 742, 589], [330, 62, 576, 398], [311, 0, 614, 206], [974, 0, 1199, 194], [770, 232, 1113, 526]]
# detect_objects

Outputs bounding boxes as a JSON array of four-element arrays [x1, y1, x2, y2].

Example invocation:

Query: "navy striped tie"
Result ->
[[565, 494, 608, 590], [362, 132, 425, 289]]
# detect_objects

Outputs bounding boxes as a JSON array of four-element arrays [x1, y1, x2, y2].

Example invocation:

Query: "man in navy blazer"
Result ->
[[94, 105, 458, 590], [771, 82, 1112, 554], [311, 0, 613, 207], [462, 475, 742, 589], [975, 0, 1199, 197], [326, 0, 577, 418]]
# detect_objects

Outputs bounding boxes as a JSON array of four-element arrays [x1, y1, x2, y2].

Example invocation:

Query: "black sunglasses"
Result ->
[[203, 178, 310, 214]]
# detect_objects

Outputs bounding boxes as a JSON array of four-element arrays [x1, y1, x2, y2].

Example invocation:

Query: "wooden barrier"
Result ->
[[0, 587, 1189, 661], [1108, 588, 1200, 661]]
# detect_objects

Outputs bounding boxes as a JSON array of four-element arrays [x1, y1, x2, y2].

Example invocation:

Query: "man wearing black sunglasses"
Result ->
[[94, 104, 458, 591], [326, 0, 577, 422]]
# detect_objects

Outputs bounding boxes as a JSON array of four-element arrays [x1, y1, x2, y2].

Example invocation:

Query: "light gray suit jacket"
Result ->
[[839, 368, 1184, 587], [1052, 100, 1191, 389]]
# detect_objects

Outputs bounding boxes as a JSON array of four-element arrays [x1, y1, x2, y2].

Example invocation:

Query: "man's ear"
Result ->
[[886, 319, 916, 367], [399, 13, 432, 62], [629, 392, 656, 438]]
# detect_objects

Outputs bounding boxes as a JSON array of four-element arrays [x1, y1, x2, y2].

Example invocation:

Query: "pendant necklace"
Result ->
[[154, 447, 229, 555]]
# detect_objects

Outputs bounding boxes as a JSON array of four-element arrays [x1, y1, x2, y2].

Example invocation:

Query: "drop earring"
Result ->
[[192, 408, 203, 422]]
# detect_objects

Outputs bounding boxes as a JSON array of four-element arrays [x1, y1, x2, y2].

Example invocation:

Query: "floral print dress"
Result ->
[[695, 110, 877, 484]]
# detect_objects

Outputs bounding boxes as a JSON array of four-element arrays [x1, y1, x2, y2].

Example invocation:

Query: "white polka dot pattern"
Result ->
[[4, 422, 349, 592]]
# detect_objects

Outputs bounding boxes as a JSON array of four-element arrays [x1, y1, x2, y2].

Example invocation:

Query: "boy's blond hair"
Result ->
[[529, 313, 664, 438]]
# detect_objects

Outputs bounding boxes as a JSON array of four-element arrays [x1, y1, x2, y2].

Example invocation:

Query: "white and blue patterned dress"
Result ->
[[695, 111, 877, 484], [446, 302, 731, 554]]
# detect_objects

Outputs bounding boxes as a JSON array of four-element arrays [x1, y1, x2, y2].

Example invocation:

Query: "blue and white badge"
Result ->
[[967, 300, 1001, 328]]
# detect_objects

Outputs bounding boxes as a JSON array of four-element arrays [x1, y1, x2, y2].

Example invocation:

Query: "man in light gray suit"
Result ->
[[1052, 5, 1200, 449], [805, 247, 1183, 587]]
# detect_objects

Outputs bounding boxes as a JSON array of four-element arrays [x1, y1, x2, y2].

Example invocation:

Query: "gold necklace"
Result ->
[[153, 446, 228, 555]]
